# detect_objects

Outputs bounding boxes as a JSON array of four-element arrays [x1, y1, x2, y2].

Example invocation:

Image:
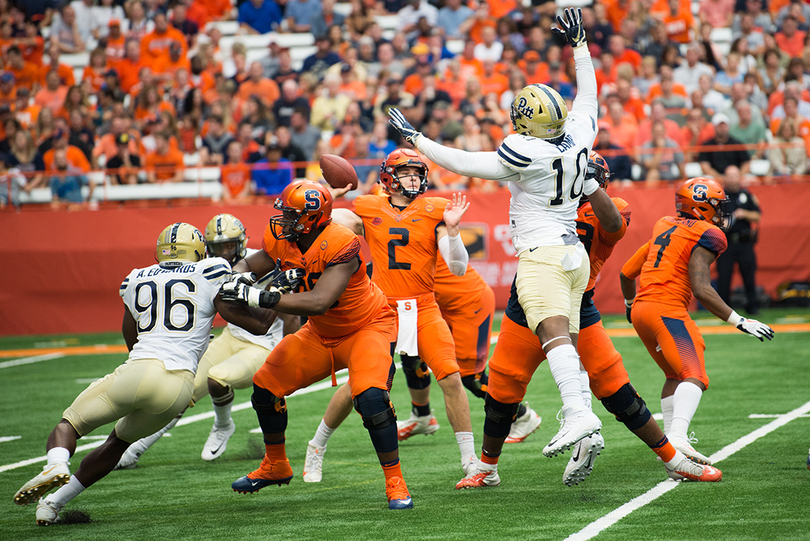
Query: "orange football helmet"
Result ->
[[675, 177, 728, 229], [270, 180, 333, 241], [379, 148, 429, 199], [580, 150, 611, 206]]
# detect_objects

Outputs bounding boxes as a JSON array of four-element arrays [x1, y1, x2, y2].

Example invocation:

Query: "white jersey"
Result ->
[[120, 257, 232, 372], [226, 248, 284, 350], [498, 112, 597, 253]]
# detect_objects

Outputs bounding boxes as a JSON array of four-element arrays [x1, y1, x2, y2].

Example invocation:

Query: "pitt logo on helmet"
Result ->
[[156, 223, 206, 266], [510, 83, 568, 140]]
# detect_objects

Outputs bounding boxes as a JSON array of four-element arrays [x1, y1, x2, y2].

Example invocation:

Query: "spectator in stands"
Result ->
[[731, 37, 759, 76], [733, 12, 766, 57], [437, 0, 475, 39], [238, 96, 271, 141], [638, 120, 684, 185], [154, 42, 190, 81], [238, 0, 282, 35], [680, 106, 716, 161], [236, 121, 262, 162], [735, 0, 775, 35], [6, 46, 40, 93], [775, 16, 806, 57], [141, 11, 187, 65], [367, 120, 395, 160], [0, 152, 25, 209], [699, 72, 730, 114], [200, 115, 235, 166], [91, 0, 125, 41], [608, 34, 642, 73], [82, 47, 109, 94], [125, 1, 155, 42], [67, 110, 94, 162], [252, 136, 293, 196], [238, 62, 281, 108], [219, 140, 252, 201], [582, 4, 613, 51], [714, 52, 745, 97], [768, 118, 808, 178], [14, 89, 39, 131], [697, 22, 722, 72], [457, 76, 485, 117], [171, 3, 199, 48], [289, 107, 320, 160], [34, 71, 67, 113], [603, 97, 639, 149], [42, 127, 91, 173], [283, 0, 321, 33], [274, 125, 307, 178], [632, 55, 659, 99], [42, 44, 76, 88], [636, 100, 682, 147], [0, 119, 20, 154], [674, 43, 714, 95], [472, 26, 503, 62], [760, 48, 785, 95], [699, 0, 736, 29], [729, 101, 768, 158], [94, 115, 137, 162], [647, 65, 688, 113], [772, 81, 810, 120], [105, 132, 141, 185], [309, 73, 351, 131], [49, 147, 93, 204], [770, 96, 810, 145], [399, 0, 439, 36], [661, 0, 697, 44], [146, 131, 185, 183], [50, 5, 85, 54], [10, 129, 44, 191], [301, 34, 341, 81], [593, 122, 633, 183], [699, 113, 751, 178], [310, 0, 346, 39]]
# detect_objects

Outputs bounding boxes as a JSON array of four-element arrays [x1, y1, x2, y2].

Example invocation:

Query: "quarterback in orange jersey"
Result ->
[[620, 178, 773, 468], [219, 181, 413, 510], [458, 154, 722, 490]]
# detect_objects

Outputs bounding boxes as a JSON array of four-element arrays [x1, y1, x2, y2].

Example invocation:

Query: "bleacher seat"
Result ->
[[183, 166, 221, 182], [374, 15, 399, 30], [556, 0, 592, 7], [183, 153, 201, 167], [61, 52, 90, 67], [446, 39, 464, 55], [710, 27, 733, 44], [750, 159, 770, 176], [333, 2, 352, 16], [684, 162, 703, 177], [204, 20, 239, 36]]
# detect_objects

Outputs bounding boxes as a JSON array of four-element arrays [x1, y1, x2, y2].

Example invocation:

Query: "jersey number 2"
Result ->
[[388, 228, 411, 270], [134, 279, 197, 333], [652, 226, 677, 268]]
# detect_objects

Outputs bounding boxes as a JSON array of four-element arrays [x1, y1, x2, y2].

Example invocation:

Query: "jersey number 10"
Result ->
[[549, 148, 589, 207]]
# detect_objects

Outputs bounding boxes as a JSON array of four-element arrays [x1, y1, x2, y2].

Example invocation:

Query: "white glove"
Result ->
[[220, 281, 281, 308], [727, 310, 774, 341]]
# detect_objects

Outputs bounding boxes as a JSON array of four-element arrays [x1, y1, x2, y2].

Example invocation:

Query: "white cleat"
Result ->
[[505, 407, 542, 444], [456, 460, 501, 489], [668, 432, 712, 465], [666, 455, 722, 482], [14, 462, 70, 506], [201, 420, 236, 461], [543, 406, 602, 458], [563, 432, 604, 486], [36, 497, 63, 526], [114, 448, 140, 470], [303, 441, 327, 483], [396, 413, 440, 441], [462, 455, 478, 477]]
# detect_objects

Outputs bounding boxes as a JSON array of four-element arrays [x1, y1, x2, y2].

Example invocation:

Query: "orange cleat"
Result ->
[[232, 457, 293, 493]]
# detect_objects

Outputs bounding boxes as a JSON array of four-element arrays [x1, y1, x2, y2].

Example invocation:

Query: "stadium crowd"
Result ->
[[1, 0, 809, 208]]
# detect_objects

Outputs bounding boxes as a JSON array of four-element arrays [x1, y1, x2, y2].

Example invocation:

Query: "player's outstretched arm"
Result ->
[[689, 246, 774, 341], [586, 188, 623, 233], [553, 8, 598, 122], [233, 248, 276, 277], [332, 208, 364, 236], [274, 258, 360, 316], [619, 272, 636, 323]]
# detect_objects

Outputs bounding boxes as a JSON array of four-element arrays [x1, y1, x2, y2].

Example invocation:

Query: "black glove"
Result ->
[[388, 107, 422, 145], [624, 299, 633, 324], [220, 281, 281, 308], [271, 260, 305, 293], [553, 8, 587, 48]]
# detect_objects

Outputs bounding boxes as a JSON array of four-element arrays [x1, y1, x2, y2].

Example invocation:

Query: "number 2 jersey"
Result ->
[[621, 216, 728, 309], [262, 221, 389, 338], [120, 257, 232, 373], [354, 194, 449, 300]]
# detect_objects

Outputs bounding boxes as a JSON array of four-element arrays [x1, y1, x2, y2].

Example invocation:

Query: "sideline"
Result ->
[[564, 400, 810, 541]]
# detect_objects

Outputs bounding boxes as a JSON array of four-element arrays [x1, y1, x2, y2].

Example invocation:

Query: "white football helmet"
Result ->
[[156, 223, 206, 266], [510, 84, 568, 140], [204, 213, 247, 264]]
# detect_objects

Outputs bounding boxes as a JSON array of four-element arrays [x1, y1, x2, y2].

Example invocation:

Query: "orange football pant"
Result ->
[[440, 284, 495, 377]]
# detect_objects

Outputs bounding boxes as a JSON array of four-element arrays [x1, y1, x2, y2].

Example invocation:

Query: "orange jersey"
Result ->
[[576, 197, 631, 292], [433, 259, 488, 313], [354, 194, 448, 299], [261, 222, 389, 338], [621, 216, 727, 309]]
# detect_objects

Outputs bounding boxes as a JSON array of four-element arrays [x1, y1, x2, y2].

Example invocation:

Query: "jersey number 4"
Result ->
[[653, 226, 677, 268], [134, 279, 197, 333], [549, 148, 589, 207]]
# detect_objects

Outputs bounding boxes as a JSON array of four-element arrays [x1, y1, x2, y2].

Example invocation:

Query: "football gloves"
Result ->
[[270, 260, 305, 293], [220, 279, 281, 308], [388, 108, 422, 145], [735, 317, 775, 341], [553, 8, 587, 49], [624, 299, 633, 324]]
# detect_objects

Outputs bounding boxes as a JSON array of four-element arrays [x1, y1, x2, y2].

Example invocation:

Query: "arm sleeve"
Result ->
[[621, 241, 651, 280], [438, 233, 469, 276], [571, 46, 598, 123], [415, 136, 520, 181]]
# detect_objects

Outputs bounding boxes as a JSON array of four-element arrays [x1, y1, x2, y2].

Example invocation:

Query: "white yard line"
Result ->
[[565, 400, 810, 541], [0, 353, 64, 369], [0, 436, 22, 443]]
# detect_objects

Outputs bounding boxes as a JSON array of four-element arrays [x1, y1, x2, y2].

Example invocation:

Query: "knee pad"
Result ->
[[484, 394, 520, 439], [251, 384, 286, 415], [400, 355, 431, 390], [353, 388, 397, 430], [601, 383, 651, 431], [461, 370, 489, 399]]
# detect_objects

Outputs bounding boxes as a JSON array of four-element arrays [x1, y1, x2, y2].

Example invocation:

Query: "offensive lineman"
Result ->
[[14, 223, 270, 525], [388, 8, 612, 469], [116, 214, 301, 468]]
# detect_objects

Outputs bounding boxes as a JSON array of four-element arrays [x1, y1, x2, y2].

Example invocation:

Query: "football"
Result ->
[[320, 154, 359, 190]]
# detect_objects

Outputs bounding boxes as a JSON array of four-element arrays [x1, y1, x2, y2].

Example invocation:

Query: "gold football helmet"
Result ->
[[510, 84, 568, 140], [204, 213, 247, 264], [156, 222, 206, 266]]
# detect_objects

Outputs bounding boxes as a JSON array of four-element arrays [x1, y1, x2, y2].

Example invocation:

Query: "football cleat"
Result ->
[[14, 462, 70, 506], [114, 448, 140, 470], [385, 476, 413, 509], [201, 420, 236, 461], [303, 441, 326, 483], [35, 496, 63, 526], [232, 457, 293, 493], [456, 460, 501, 489], [396, 413, 440, 441], [505, 407, 542, 444], [543, 406, 602, 458], [666, 456, 722, 482], [668, 432, 712, 465], [563, 432, 604, 486]]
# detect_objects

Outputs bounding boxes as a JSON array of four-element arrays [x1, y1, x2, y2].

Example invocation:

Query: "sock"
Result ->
[[48, 475, 85, 507], [661, 395, 674, 434], [264, 440, 287, 462], [412, 402, 430, 417], [455, 431, 475, 461], [579, 369, 592, 410], [649, 435, 678, 463], [664, 450, 687, 469], [46, 447, 71, 466], [212, 388, 234, 427], [516, 403, 527, 419], [669, 382, 703, 438], [480, 451, 499, 467], [310, 419, 335, 448], [127, 415, 181, 457], [545, 344, 585, 410], [381, 458, 403, 481]]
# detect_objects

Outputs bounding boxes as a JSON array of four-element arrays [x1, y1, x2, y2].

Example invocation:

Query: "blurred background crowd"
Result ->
[[1, 0, 809, 207]]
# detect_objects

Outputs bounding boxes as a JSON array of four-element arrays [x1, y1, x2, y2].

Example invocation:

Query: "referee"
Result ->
[[717, 165, 761, 314]]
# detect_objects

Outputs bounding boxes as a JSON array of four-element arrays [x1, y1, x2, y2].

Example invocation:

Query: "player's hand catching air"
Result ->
[[553, 8, 587, 49], [443, 192, 470, 230], [271, 261, 305, 293], [736, 317, 775, 341], [388, 107, 422, 145]]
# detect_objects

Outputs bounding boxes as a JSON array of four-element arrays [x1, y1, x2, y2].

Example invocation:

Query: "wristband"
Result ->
[[258, 288, 281, 308], [726, 310, 743, 326], [247, 287, 263, 308], [624, 299, 634, 309], [583, 178, 600, 196]]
